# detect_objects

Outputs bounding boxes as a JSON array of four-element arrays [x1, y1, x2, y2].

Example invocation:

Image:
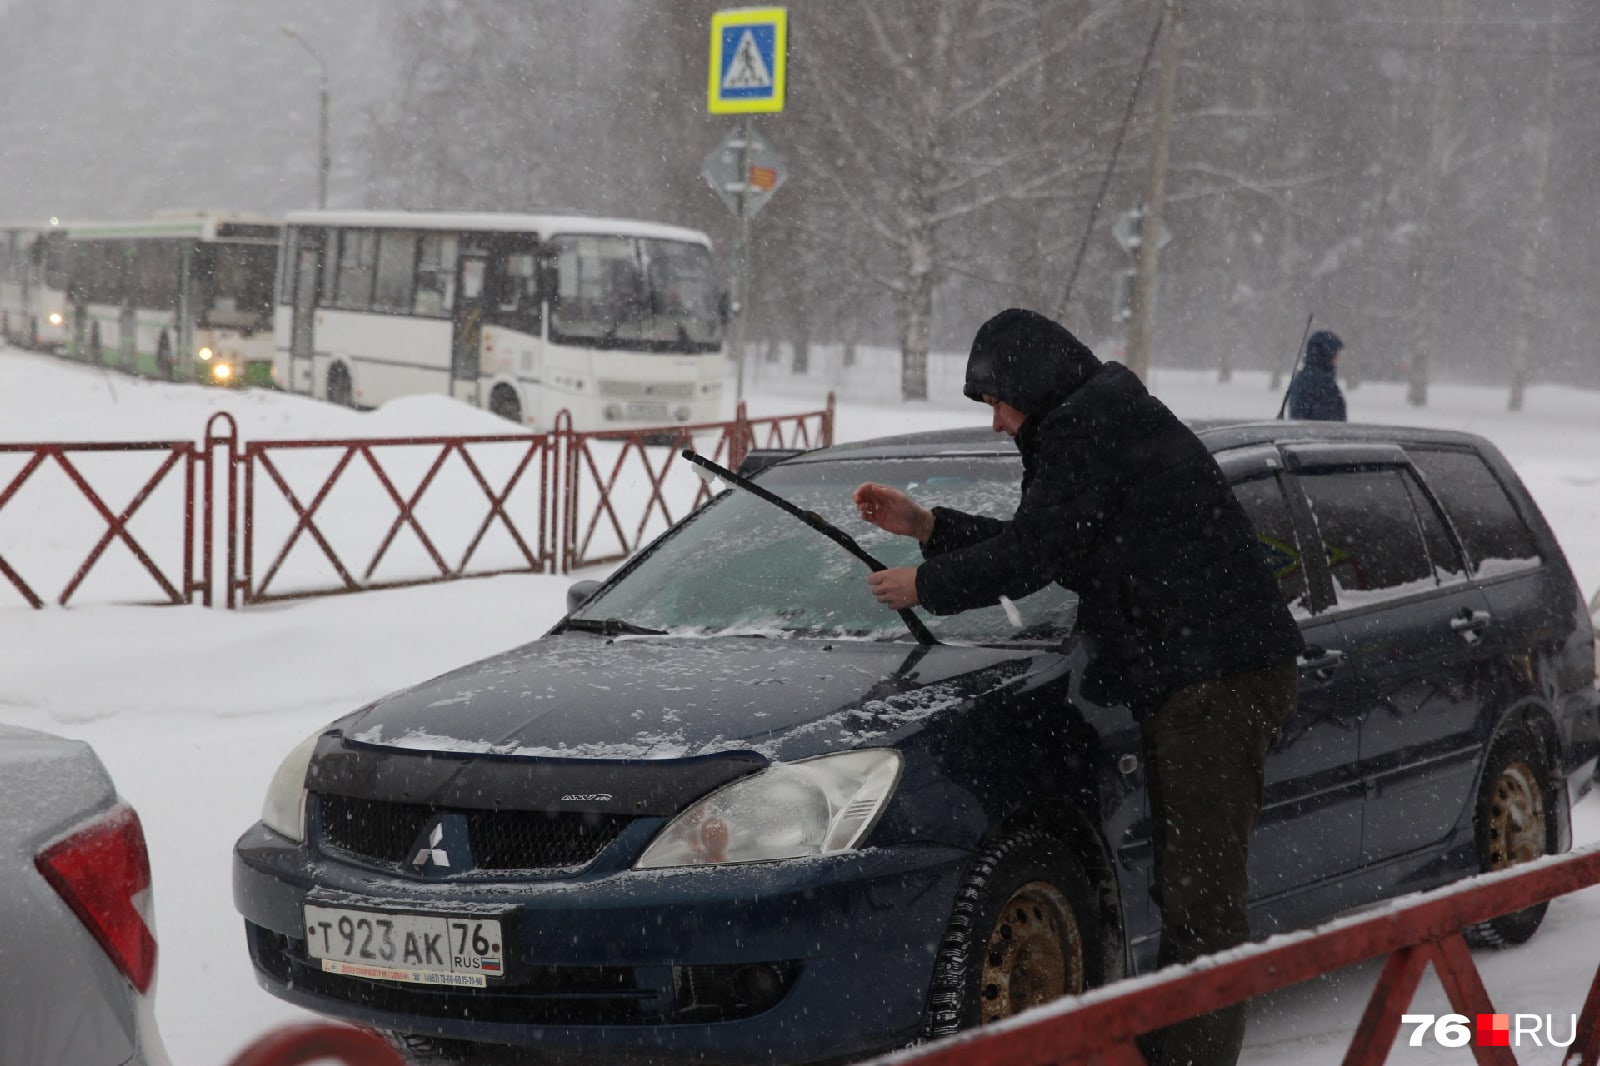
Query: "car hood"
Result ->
[[339, 632, 1061, 764]]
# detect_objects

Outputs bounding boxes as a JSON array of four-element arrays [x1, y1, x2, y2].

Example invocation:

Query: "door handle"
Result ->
[[1449, 608, 1492, 642], [1298, 646, 1346, 680]]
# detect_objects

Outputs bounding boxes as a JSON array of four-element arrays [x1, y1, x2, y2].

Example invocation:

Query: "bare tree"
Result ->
[[788, 0, 1134, 400]]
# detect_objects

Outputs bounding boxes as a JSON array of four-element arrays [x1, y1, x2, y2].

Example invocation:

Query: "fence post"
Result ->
[[824, 390, 836, 446], [555, 409, 575, 574], [732, 400, 751, 472], [202, 412, 239, 608]]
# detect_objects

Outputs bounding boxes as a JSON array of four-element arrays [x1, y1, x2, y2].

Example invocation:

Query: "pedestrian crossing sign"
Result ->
[[708, 7, 787, 114]]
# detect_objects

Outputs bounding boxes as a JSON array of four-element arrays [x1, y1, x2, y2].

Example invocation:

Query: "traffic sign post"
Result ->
[[707, 7, 788, 405]]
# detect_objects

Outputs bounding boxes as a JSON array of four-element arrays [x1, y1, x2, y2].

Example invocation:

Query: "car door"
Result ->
[[1219, 449, 1365, 909], [1284, 445, 1491, 867]]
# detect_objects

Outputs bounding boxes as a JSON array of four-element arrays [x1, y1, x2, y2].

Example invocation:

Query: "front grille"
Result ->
[[597, 379, 695, 400], [316, 794, 632, 871], [246, 922, 799, 1027]]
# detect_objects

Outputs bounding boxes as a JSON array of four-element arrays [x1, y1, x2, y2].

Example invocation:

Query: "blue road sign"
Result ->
[[708, 8, 787, 114]]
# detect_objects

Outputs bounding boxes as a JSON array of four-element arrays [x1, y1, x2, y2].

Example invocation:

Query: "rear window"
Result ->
[[1408, 448, 1541, 578], [1298, 468, 1436, 606]]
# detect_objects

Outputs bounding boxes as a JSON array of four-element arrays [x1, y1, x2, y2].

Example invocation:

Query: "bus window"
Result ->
[[551, 235, 648, 345], [202, 243, 276, 325], [333, 230, 377, 311], [485, 249, 540, 334], [643, 239, 721, 348], [413, 233, 455, 318], [134, 240, 181, 311], [373, 230, 417, 314], [461, 256, 486, 301]]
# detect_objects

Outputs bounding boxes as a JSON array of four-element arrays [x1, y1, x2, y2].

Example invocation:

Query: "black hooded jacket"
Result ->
[[917, 309, 1304, 713], [1286, 331, 1346, 421]]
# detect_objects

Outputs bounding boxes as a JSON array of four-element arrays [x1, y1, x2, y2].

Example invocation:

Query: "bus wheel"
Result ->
[[489, 385, 523, 423], [326, 363, 354, 407]]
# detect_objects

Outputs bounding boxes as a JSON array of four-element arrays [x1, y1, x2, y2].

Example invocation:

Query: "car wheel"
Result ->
[[923, 828, 1101, 1039], [1464, 729, 1552, 947], [488, 384, 522, 423], [327, 363, 353, 407]]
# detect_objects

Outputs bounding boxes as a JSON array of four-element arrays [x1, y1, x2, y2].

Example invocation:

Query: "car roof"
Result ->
[[784, 419, 1491, 464]]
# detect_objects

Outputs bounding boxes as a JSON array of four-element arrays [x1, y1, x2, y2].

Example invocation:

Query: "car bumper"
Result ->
[[234, 823, 970, 1065]]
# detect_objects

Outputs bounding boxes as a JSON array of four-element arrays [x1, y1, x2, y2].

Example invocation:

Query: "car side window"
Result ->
[[1407, 448, 1542, 578], [1230, 474, 1312, 614], [1298, 468, 1435, 606]]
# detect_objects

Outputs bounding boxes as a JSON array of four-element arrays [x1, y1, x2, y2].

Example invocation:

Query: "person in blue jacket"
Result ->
[[1286, 330, 1347, 421]]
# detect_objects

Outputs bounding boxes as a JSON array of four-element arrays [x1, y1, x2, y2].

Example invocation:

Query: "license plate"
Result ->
[[304, 904, 505, 987], [626, 401, 671, 420]]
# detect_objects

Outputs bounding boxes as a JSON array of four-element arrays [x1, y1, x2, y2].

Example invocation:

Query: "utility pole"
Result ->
[[282, 25, 331, 208], [1124, 0, 1181, 383]]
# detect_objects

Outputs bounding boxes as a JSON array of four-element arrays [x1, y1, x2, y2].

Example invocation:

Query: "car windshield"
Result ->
[[571, 455, 1078, 643]]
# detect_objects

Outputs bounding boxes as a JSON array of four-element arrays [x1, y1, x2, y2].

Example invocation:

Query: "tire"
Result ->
[[326, 363, 354, 407], [923, 828, 1102, 1039], [1464, 729, 1553, 947], [488, 385, 522, 423]]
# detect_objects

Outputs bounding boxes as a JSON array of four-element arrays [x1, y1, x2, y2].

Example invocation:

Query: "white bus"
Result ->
[[54, 212, 281, 386], [274, 210, 727, 429], [0, 223, 70, 351]]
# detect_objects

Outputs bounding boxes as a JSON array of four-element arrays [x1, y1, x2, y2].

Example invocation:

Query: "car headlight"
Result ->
[[261, 730, 323, 843], [635, 749, 902, 869]]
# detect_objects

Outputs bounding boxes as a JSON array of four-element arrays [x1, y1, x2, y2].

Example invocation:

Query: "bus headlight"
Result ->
[[603, 403, 623, 421], [47, 311, 64, 327], [211, 363, 233, 382], [197, 346, 214, 361], [675, 406, 692, 422]]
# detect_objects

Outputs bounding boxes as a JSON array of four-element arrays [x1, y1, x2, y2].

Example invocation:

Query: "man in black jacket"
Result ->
[[855, 309, 1303, 1066]]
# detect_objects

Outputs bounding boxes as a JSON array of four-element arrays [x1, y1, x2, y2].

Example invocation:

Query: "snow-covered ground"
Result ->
[[2, 343, 1597, 1066]]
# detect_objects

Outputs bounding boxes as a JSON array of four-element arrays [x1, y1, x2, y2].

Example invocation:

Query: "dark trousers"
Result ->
[[1136, 660, 1298, 1066]]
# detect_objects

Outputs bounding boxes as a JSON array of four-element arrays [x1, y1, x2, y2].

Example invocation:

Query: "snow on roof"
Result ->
[[282, 209, 712, 247]]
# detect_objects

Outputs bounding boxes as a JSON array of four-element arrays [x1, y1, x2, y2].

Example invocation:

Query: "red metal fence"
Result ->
[[865, 844, 1600, 1066], [0, 397, 833, 610]]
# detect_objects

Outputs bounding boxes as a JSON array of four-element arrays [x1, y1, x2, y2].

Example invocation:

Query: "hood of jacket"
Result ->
[[963, 308, 1101, 416]]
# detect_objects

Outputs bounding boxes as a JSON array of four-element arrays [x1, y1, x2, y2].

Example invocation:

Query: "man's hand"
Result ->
[[868, 566, 921, 610], [853, 483, 935, 543]]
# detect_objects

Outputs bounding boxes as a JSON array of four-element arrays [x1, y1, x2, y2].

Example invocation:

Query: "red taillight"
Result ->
[[34, 803, 157, 994]]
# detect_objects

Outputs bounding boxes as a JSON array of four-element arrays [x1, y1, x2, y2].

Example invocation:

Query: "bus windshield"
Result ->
[[550, 235, 721, 353], [200, 243, 276, 329]]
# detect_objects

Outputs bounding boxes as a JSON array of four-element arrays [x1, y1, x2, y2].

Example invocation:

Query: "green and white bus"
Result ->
[[54, 211, 281, 386], [274, 210, 726, 429], [0, 223, 70, 350]]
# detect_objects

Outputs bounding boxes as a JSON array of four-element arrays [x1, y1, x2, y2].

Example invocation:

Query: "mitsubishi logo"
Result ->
[[411, 820, 451, 870]]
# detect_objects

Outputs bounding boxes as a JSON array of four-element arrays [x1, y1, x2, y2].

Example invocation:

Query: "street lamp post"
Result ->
[[281, 25, 330, 208]]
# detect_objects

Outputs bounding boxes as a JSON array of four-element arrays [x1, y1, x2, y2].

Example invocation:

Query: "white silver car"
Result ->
[[0, 724, 170, 1066]]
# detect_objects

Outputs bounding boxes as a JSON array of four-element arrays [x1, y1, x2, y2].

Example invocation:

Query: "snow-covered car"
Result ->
[[2, 725, 169, 1066], [234, 422, 1599, 1065]]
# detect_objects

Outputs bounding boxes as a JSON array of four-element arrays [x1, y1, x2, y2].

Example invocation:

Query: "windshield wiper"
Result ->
[[562, 617, 668, 637], [681, 450, 939, 645]]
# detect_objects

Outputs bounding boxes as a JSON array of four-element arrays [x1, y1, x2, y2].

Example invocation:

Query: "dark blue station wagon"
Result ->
[[234, 421, 1599, 1065]]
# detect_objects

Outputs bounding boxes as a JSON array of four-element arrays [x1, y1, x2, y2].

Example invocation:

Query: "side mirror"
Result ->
[[566, 579, 602, 615]]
